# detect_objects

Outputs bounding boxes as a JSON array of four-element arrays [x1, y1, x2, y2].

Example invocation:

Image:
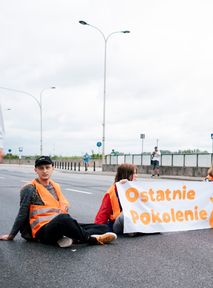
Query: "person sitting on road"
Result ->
[[0, 156, 117, 248], [204, 165, 213, 182], [94, 163, 137, 235]]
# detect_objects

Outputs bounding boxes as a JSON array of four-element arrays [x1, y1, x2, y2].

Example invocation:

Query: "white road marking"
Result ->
[[65, 188, 92, 195], [21, 180, 31, 183], [0, 176, 5, 179]]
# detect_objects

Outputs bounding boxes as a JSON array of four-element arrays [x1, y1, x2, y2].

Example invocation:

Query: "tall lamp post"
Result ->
[[0, 103, 5, 162], [211, 133, 213, 155], [140, 133, 145, 165], [79, 20, 130, 166], [0, 86, 55, 155], [39, 87, 56, 155]]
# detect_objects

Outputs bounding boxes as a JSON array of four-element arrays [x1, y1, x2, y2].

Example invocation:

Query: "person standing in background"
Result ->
[[0, 104, 5, 163], [151, 146, 161, 177]]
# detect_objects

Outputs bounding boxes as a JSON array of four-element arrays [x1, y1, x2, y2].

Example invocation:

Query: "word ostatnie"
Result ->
[[125, 185, 195, 203]]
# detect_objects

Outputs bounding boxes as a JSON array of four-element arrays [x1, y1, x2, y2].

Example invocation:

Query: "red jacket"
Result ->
[[95, 184, 121, 224], [205, 175, 213, 181]]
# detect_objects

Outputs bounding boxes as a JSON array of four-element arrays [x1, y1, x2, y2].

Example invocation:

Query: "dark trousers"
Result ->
[[35, 214, 110, 245]]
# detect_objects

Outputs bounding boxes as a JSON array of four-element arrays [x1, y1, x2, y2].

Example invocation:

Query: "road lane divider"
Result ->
[[65, 188, 92, 195]]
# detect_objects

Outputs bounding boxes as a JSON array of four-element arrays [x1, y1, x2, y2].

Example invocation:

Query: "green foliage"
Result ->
[[50, 155, 82, 160], [4, 153, 19, 159], [176, 149, 208, 154], [91, 153, 101, 159]]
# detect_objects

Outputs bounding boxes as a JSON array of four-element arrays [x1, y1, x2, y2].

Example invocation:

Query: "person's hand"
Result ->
[[0, 234, 14, 241], [60, 204, 69, 213], [119, 179, 128, 184]]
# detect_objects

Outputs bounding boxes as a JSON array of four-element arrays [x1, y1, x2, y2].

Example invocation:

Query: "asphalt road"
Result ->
[[0, 165, 213, 288]]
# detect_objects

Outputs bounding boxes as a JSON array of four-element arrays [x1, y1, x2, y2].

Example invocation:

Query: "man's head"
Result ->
[[34, 156, 54, 183], [154, 146, 158, 151], [35, 156, 54, 167]]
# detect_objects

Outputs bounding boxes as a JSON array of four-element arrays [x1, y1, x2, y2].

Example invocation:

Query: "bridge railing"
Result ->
[[106, 153, 213, 168]]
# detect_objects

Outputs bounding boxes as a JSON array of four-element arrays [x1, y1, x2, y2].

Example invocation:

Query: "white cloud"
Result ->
[[0, 0, 213, 156]]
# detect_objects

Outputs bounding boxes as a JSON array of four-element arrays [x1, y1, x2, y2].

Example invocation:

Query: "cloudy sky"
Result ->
[[0, 0, 213, 157]]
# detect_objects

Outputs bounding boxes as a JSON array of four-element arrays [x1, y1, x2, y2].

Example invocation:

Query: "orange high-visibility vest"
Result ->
[[205, 175, 213, 181], [29, 179, 69, 238], [107, 184, 121, 221]]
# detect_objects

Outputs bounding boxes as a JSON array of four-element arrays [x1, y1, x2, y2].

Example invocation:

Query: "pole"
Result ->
[[140, 134, 145, 165], [142, 138, 144, 155], [0, 104, 5, 162], [141, 138, 144, 166], [0, 86, 55, 155], [79, 21, 130, 168], [40, 91, 43, 155], [102, 38, 107, 166], [39, 87, 55, 155], [212, 139, 213, 154]]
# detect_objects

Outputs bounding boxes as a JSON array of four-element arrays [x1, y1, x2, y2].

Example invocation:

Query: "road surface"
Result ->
[[0, 165, 212, 288]]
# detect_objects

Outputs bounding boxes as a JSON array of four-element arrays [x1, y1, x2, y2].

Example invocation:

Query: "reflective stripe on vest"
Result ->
[[30, 207, 61, 218], [31, 214, 58, 230], [30, 179, 70, 238], [107, 184, 121, 221]]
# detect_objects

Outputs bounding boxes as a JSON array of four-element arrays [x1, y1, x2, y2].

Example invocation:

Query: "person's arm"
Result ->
[[94, 193, 113, 224], [0, 234, 14, 240], [0, 184, 34, 240]]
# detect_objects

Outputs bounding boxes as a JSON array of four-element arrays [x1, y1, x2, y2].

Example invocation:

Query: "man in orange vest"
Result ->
[[0, 156, 117, 247]]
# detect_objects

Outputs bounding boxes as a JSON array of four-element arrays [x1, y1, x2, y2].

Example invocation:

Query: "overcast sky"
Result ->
[[0, 0, 213, 157]]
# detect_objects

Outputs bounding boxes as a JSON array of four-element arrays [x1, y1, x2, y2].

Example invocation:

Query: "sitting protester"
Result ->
[[94, 163, 137, 234], [204, 165, 213, 182], [0, 156, 117, 247]]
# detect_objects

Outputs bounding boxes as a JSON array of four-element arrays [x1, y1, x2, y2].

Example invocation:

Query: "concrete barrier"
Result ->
[[103, 164, 209, 177]]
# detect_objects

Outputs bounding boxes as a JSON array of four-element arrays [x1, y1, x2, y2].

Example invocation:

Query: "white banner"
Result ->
[[116, 181, 213, 233]]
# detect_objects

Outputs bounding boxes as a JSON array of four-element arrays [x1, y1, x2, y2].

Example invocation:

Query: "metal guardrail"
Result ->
[[106, 153, 213, 168], [54, 161, 97, 171]]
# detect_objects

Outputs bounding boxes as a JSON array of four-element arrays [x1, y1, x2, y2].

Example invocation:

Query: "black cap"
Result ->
[[35, 156, 54, 167]]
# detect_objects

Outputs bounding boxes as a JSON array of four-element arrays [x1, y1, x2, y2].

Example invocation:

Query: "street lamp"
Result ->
[[0, 103, 5, 162], [0, 86, 55, 155], [140, 133, 145, 165], [79, 20, 130, 166], [39, 87, 56, 155]]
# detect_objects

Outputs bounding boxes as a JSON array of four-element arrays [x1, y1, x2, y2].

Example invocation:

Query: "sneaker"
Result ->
[[57, 236, 73, 248], [91, 232, 117, 245]]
